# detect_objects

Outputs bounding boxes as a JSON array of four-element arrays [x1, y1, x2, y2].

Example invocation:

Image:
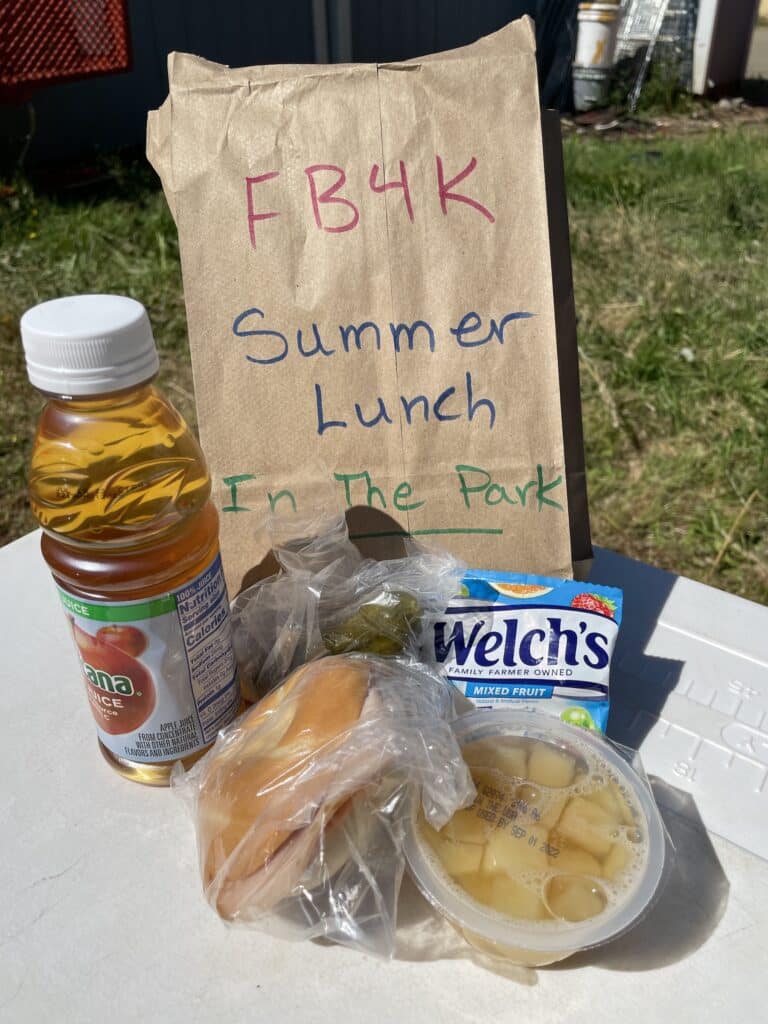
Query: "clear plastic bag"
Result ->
[[174, 653, 474, 958], [269, 507, 363, 577], [230, 512, 359, 701], [231, 512, 462, 703], [231, 570, 324, 702], [318, 542, 462, 657]]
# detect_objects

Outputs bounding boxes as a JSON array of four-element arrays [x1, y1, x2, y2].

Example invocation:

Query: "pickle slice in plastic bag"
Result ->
[[322, 591, 422, 656]]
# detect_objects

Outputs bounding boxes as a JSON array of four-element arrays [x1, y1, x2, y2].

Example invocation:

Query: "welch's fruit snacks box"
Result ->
[[430, 571, 623, 733]]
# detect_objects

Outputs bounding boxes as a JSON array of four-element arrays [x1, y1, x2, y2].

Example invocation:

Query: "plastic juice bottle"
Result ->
[[21, 294, 240, 786]]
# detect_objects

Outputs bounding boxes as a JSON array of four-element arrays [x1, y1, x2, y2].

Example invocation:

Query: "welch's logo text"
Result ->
[[433, 610, 615, 672]]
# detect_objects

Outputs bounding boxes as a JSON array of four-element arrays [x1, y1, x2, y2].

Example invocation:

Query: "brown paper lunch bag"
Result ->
[[147, 16, 592, 596]]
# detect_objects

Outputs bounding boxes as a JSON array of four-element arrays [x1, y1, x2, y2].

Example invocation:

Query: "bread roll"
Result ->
[[198, 656, 378, 919]]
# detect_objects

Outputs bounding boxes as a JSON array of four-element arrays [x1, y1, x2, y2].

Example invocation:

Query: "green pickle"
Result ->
[[322, 591, 422, 655]]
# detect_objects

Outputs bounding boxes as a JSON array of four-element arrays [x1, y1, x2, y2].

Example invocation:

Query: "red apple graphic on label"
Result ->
[[96, 625, 148, 657], [70, 621, 156, 734]]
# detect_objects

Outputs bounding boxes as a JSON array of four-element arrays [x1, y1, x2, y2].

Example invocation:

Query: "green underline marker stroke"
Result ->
[[350, 527, 504, 540]]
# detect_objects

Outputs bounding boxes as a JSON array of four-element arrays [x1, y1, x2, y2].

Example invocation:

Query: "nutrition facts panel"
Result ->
[[175, 553, 239, 741]]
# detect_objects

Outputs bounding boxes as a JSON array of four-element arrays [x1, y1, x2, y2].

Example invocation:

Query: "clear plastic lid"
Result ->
[[20, 294, 160, 396], [404, 710, 666, 961]]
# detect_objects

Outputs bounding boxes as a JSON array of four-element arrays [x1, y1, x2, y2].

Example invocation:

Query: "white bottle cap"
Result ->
[[20, 294, 161, 396]]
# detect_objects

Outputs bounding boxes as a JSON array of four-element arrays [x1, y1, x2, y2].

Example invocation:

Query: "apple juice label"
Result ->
[[430, 571, 623, 732], [58, 553, 240, 762]]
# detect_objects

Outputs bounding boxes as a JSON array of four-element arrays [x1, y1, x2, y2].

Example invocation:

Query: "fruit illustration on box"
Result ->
[[490, 582, 553, 599], [560, 706, 598, 731], [570, 593, 617, 619], [70, 621, 156, 734]]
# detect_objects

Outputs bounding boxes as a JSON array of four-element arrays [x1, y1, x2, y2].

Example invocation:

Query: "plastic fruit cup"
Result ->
[[404, 710, 666, 967]]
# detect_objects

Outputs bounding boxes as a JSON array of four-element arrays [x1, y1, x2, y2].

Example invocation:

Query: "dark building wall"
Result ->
[[2, 0, 576, 163], [350, 0, 527, 58], [348, 0, 577, 109], [2, 0, 317, 162]]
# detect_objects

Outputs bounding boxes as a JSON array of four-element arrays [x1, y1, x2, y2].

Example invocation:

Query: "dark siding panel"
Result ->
[[349, 0, 577, 107], [12, 0, 316, 161], [351, 0, 535, 60], [4, 0, 577, 161]]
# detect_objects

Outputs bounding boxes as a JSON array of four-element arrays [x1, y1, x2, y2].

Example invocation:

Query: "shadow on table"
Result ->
[[394, 780, 727, 980], [552, 778, 730, 973], [394, 874, 538, 986], [590, 549, 684, 751]]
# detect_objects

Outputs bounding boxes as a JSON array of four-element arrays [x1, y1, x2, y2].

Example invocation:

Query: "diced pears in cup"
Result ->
[[514, 783, 566, 830], [463, 738, 528, 779], [443, 807, 490, 846], [527, 742, 576, 788], [422, 824, 485, 877], [602, 840, 632, 881], [515, 782, 540, 814], [439, 841, 484, 879], [532, 789, 570, 829], [548, 833, 603, 877], [545, 875, 608, 922], [416, 724, 652, 950], [459, 874, 495, 907], [584, 784, 624, 823], [490, 740, 529, 780], [557, 796, 617, 857], [488, 875, 551, 921], [482, 824, 549, 875], [462, 738, 501, 768], [585, 780, 636, 828], [472, 767, 516, 804], [611, 783, 637, 827]]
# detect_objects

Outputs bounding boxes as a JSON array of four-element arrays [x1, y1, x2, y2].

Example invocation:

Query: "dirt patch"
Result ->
[[563, 98, 768, 140]]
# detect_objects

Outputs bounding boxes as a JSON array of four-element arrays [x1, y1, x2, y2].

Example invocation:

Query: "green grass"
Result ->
[[1, 127, 767, 602], [0, 160, 192, 548], [565, 127, 768, 603]]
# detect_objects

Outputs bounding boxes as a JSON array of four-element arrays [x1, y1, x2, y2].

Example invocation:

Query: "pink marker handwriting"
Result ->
[[245, 156, 495, 245]]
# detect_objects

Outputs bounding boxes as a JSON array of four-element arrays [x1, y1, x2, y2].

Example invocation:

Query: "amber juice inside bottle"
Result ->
[[30, 382, 240, 785]]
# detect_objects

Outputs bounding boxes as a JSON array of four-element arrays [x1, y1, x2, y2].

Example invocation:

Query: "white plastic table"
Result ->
[[1, 531, 766, 1023]]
